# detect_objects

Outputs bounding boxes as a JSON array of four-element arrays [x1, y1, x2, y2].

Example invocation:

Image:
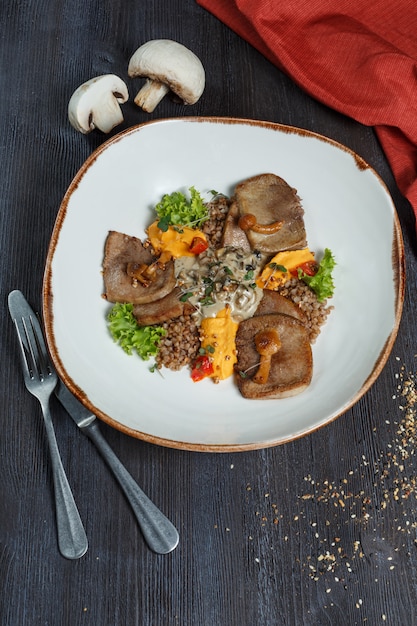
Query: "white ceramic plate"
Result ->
[[43, 117, 405, 452]]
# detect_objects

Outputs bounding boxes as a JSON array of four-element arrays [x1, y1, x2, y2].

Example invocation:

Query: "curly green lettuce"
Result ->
[[155, 186, 209, 231], [107, 303, 166, 360], [299, 248, 336, 302]]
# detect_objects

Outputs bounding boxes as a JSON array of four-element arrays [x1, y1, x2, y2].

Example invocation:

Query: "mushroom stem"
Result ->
[[238, 213, 283, 235], [253, 328, 281, 385], [126, 261, 159, 287], [134, 79, 170, 112], [92, 97, 125, 133]]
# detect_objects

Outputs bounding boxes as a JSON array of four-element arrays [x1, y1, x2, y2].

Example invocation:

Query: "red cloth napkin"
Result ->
[[197, 0, 417, 223]]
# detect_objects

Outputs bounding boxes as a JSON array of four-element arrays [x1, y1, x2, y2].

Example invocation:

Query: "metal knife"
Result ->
[[55, 380, 179, 554]]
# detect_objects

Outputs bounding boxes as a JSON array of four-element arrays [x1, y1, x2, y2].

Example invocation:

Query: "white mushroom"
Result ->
[[128, 40, 205, 112], [68, 74, 129, 134]]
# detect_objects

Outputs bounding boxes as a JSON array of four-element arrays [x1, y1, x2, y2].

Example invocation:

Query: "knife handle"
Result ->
[[81, 421, 179, 554]]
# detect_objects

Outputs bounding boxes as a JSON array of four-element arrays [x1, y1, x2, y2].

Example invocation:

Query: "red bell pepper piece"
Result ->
[[191, 354, 214, 382], [189, 236, 208, 255], [292, 260, 319, 277]]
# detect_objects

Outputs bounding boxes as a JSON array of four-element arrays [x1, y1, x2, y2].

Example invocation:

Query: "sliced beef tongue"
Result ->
[[133, 287, 193, 326], [103, 230, 176, 305], [233, 173, 307, 254], [254, 289, 306, 323], [235, 313, 312, 399], [221, 202, 252, 252]]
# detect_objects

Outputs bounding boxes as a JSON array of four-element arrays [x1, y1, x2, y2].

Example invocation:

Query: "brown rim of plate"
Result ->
[[42, 116, 406, 452]]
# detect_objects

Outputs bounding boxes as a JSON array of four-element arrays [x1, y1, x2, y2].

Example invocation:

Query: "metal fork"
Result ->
[[8, 290, 88, 559]]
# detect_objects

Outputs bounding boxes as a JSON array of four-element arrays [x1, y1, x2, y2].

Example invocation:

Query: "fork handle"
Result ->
[[41, 400, 88, 559], [82, 421, 179, 554]]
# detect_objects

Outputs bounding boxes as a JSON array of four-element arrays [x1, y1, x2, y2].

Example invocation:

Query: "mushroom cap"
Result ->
[[255, 329, 282, 357], [128, 39, 205, 105], [68, 74, 129, 134]]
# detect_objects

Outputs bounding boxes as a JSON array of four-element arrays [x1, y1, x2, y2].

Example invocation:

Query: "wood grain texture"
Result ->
[[1, 0, 417, 624]]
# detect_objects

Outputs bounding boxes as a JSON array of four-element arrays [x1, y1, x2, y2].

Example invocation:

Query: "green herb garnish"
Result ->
[[155, 186, 209, 229], [199, 344, 215, 355], [269, 263, 287, 273], [107, 303, 166, 360], [180, 292, 193, 302], [298, 248, 336, 301], [156, 215, 170, 232], [244, 269, 254, 281]]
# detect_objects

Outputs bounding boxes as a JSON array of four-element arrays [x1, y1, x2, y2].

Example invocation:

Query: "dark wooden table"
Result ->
[[2, 1, 417, 624]]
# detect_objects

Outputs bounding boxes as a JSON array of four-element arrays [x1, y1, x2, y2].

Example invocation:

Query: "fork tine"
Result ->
[[24, 314, 51, 382], [14, 317, 42, 382], [23, 317, 39, 379], [12, 316, 34, 381], [12, 313, 49, 384], [22, 317, 42, 381]]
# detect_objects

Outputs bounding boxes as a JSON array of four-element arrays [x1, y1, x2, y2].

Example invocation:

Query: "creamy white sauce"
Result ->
[[175, 247, 264, 321]]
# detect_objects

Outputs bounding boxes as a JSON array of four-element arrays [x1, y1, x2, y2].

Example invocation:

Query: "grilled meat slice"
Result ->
[[234, 173, 307, 253], [132, 287, 193, 326], [235, 313, 312, 399], [221, 202, 251, 252], [254, 289, 306, 323], [103, 230, 176, 305]]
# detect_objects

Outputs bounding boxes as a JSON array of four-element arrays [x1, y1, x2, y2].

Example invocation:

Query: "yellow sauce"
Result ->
[[147, 221, 207, 260], [200, 307, 238, 380], [256, 248, 316, 289]]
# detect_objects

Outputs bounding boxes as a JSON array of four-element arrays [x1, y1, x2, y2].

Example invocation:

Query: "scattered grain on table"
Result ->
[[303, 359, 417, 580], [244, 356, 417, 593]]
